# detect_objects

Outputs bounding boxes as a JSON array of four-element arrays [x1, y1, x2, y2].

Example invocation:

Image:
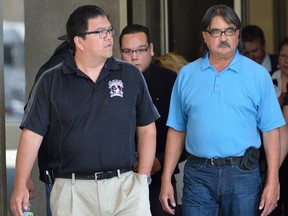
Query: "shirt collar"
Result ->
[[201, 49, 241, 74], [261, 54, 271, 72], [63, 56, 120, 75]]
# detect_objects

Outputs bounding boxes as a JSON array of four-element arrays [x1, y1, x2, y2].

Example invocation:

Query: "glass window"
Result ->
[[3, 21, 25, 123]]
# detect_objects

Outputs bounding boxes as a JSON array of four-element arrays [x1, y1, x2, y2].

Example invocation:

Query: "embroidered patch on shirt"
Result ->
[[109, 79, 124, 97]]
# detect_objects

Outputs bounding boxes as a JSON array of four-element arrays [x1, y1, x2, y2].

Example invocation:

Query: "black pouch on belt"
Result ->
[[239, 147, 260, 170]]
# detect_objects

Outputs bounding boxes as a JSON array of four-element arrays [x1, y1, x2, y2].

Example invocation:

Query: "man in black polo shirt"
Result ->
[[10, 5, 159, 216], [119, 24, 185, 216]]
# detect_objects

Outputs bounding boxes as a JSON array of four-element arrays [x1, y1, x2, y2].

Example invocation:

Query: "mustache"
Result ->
[[217, 41, 230, 48]]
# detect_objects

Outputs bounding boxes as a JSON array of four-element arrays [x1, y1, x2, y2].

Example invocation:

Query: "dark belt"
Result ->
[[188, 154, 243, 166], [54, 167, 132, 180]]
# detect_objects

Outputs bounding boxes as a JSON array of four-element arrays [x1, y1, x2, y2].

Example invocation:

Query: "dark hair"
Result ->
[[119, 24, 152, 48], [199, 4, 243, 56], [66, 5, 108, 50], [241, 25, 265, 45], [278, 37, 288, 54]]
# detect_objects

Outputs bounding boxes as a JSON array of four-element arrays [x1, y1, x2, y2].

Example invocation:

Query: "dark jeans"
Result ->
[[45, 183, 53, 216], [182, 159, 262, 216]]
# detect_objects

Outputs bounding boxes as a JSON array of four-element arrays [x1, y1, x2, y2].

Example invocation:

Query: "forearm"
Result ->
[[259, 128, 281, 215], [10, 129, 42, 215], [161, 128, 185, 183], [14, 129, 42, 189], [137, 123, 157, 175], [262, 129, 280, 184]]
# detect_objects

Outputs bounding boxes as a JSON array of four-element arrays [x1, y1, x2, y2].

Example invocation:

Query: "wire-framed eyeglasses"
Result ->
[[120, 44, 150, 56], [206, 27, 237, 38], [78, 27, 115, 39]]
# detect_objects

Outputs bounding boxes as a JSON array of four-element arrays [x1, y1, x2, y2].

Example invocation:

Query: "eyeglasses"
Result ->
[[206, 27, 237, 38], [120, 44, 150, 56], [78, 27, 115, 39]]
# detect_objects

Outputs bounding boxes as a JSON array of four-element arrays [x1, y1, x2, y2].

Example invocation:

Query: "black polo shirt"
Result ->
[[21, 56, 160, 174]]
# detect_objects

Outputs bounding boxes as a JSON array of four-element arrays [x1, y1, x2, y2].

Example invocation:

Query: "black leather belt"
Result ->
[[54, 167, 132, 180], [188, 154, 243, 166]]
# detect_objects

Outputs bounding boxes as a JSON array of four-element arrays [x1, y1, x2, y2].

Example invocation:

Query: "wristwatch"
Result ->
[[141, 174, 152, 185], [146, 175, 152, 185]]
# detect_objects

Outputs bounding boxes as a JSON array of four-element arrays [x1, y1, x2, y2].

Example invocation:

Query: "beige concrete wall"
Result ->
[[3, 0, 24, 22], [24, 1, 127, 214], [249, 0, 275, 54]]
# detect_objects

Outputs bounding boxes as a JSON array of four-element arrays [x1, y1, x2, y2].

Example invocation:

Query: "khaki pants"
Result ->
[[50, 171, 151, 216]]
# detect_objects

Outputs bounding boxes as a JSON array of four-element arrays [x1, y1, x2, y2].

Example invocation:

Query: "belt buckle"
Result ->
[[211, 158, 215, 166], [117, 169, 121, 178], [94, 172, 103, 181]]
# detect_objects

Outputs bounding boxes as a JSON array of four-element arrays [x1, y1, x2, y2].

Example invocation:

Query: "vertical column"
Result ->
[[0, 0, 8, 214]]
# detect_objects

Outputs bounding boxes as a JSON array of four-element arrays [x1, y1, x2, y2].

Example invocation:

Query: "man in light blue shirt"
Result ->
[[168, 50, 281, 158], [160, 4, 285, 216]]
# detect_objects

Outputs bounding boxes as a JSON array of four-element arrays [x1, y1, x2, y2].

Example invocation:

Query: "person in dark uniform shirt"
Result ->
[[10, 5, 159, 216], [24, 39, 72, 216], [119, 24, 185, 216]]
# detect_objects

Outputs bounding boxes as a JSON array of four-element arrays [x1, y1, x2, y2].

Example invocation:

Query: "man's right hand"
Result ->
[[10, 186, 30, 216], [159, 180, 176, 215]]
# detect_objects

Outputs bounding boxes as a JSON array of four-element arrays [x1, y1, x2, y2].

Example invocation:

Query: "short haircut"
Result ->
[[66, 5, 109, 51], [241, 25, 265, 45], [119, 24, 151, 48]]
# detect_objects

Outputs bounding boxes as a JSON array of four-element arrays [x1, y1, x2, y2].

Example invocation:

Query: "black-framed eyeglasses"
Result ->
[[78, 27, 115, 39], [206, 27, 238, 38], [120, 44, 150, 56]]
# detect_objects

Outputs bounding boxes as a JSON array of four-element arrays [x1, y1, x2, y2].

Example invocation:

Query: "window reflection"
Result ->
[[3, 21, 25, 122]]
